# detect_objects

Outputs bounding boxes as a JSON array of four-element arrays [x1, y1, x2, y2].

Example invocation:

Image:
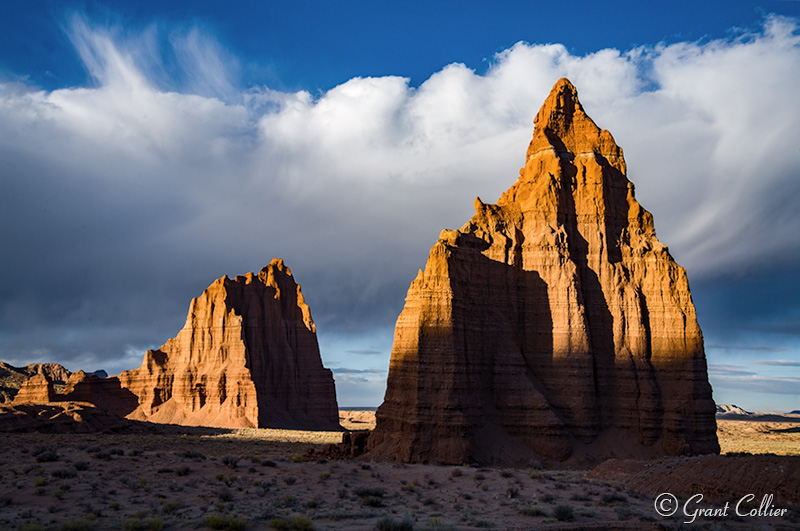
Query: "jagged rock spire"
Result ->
[[366, 78, 718, 466]]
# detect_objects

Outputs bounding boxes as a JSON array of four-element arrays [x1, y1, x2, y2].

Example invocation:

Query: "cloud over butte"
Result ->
[[1, 16, 799, 407]]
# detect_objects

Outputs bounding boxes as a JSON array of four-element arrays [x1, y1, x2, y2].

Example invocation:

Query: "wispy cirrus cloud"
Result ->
[[753, 360, 800, 367]]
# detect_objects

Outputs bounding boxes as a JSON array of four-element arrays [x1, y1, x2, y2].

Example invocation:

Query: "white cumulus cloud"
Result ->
[[2, 15, 800, 407]]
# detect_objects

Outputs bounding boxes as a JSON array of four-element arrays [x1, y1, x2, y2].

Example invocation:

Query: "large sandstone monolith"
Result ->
[[367, 78, 719, 465], [118, 258, 340, 430]]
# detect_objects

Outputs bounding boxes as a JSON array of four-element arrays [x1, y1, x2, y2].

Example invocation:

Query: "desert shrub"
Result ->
[[36, 450, 59, 463], [222, 455, 240, 469], [162, 500, 181, 514], [179, 450, 206, 460], [218, 488, 234, 502], [519, 504, 546, 517], [122, 518, 164, 531], [304, 498, 322, 509], [262, 459, 277, 468], [268, 516, 314, 530], [450, 468, 463, 477], [176, 465, 191, 476], [601, 493, 627, 504], [283, 476, 297, 485], [60, 520, 92, 531], [73, 461, 90, 471], [540, 493, 555, 503], [529, 471, 541, 480], [34, 477, 46, 487], [122, 520, 144, 531], [506, 486, 519, 499], [0, 495, 12, 507], [204, 514, 247, 530], [338, 488, 348, 498], [375, 514, 414, 531], [499, 470, 513, 478], [320, 471, 331, 480], [52, 468, 78, 479], [425, 518, 454, 530], [553, 504, 575, 522], [401, 482, 416, 492], [353, 487, 386, 498], [291, 455, 304, 463], [20, 524, 45, 531], [363, 496, 384, 508]]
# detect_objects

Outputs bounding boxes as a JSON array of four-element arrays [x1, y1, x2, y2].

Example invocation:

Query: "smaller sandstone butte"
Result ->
[[12, 374, 56, 404], [0, 361, 73, 402], [118, 258, 340, 430], [10, 371, 138, 417], [367, 78, 718, 466]]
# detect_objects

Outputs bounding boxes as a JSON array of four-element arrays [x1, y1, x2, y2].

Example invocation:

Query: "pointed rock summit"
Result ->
[[118, 258, 340, 430], [367, 79, 719, 465]]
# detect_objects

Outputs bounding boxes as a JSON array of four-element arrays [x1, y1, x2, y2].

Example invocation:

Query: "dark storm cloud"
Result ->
[[2, 14, 800, 403]]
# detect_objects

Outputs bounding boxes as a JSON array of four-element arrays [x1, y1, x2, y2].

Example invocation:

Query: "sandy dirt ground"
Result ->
[[0, 412, 798, 530], [717, 419, 800, 456]]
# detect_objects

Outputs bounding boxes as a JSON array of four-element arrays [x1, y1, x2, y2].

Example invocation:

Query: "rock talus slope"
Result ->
[[118, 258, 340, 430], [367, 78, 719, 465]]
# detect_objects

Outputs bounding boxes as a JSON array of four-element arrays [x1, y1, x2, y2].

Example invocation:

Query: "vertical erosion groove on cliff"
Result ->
[[367, 78, 719, 465], [116, 258, 340, 430]]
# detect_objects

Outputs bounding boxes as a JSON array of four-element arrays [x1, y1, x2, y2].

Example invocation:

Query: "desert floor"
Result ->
[[0, 412, 797, 530]]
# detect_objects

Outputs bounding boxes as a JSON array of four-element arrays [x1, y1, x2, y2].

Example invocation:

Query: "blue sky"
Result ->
[[1, 1, 799, 410]]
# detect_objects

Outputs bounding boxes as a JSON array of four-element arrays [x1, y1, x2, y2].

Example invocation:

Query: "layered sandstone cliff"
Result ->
[[118, 258, 340, 430], [367, 78, 719, 465]]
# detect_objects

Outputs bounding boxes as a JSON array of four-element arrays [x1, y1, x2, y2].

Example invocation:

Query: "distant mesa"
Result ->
[[3, 258, 341, 432], [716, 404, 800, 422], [716, 404, 754, 417], [366, 78, 719, 466]]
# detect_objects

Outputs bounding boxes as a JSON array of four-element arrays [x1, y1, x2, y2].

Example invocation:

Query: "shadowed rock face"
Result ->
[[367, 78, 719, 465], [118, 258, 340, 430]]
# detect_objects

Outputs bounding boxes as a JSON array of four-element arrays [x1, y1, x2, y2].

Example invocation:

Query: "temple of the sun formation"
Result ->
[[366, 78, 719, 465]]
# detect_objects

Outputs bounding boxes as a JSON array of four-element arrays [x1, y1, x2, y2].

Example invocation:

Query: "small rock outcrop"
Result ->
[[367, 78, 719, 465], [118, 258, 340, 430]]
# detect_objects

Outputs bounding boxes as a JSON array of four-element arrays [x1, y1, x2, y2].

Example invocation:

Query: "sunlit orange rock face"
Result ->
[[367, 78, 719, 465], [12, 374, 56, 404], [118, 258, 340, 430]]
